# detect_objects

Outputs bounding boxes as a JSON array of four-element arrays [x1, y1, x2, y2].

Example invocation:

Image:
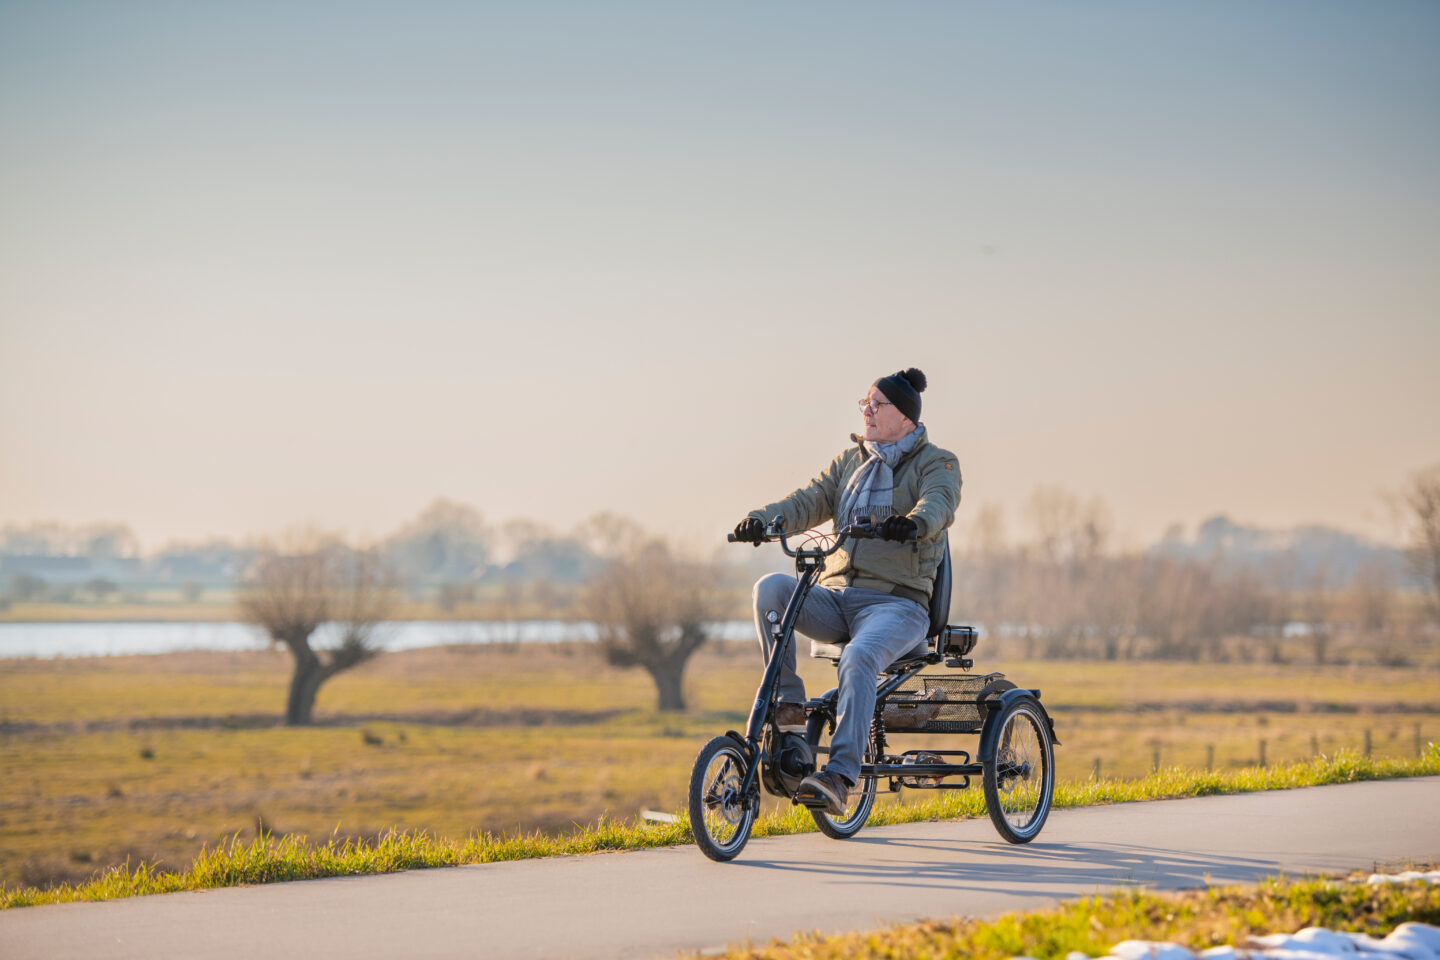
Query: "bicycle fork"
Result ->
[[733, 562, 823, 799]]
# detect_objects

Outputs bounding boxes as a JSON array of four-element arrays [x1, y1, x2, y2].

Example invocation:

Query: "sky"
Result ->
[[2, 1, 1437, 552]]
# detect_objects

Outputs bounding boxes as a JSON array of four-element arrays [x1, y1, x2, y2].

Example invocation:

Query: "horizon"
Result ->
[[3, 3, 1437, 554], [0, 496, 1412, 557]]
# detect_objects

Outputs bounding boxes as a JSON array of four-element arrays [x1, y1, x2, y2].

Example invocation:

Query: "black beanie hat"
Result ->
[[873, 368, 927, 424]]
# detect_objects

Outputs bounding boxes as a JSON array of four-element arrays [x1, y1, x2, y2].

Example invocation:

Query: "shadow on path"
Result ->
[[731, 835, 1293, 899]]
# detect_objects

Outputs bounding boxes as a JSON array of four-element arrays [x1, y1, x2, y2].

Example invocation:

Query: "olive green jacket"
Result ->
[[748, 430, 962, 604]]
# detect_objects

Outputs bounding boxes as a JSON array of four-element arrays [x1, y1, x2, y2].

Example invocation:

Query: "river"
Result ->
[[0, 620, 754, 659]]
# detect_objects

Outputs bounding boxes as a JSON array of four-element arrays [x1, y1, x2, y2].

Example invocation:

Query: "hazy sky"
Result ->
[[2, 1, 1437, 551]]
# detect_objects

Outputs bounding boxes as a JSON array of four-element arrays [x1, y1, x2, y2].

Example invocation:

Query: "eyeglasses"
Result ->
[[857, 399, 894, 414]]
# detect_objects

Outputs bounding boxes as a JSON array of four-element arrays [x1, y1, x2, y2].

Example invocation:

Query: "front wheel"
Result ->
[[982, 697, 1055, 844], [688, 736, 758, 861], [804, 711, 878, 839]]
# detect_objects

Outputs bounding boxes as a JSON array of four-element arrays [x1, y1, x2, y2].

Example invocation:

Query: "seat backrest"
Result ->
[[928, 534, 952, 640]]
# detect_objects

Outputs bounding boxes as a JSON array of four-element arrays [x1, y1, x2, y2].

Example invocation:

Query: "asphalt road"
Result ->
[[4, 777, 1438, 960]]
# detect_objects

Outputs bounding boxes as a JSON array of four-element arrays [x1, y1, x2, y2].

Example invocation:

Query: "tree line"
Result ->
[[949, 471, 1440, 666], [12, 468, 1436, 724]]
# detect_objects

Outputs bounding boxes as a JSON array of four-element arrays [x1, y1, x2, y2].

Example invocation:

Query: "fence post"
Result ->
[[1152, 748, 1161, 774], [1416, 723, 1423, 758], [1365, 728, 1372, 758], [1311, 733, 1319, 757], [1259, 739, 1267, 768], [1206, 744, 1214, 771], [1092, 757, 1101, 781]]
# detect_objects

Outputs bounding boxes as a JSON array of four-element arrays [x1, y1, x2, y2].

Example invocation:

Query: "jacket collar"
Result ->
[[850, 425, 927, 464]]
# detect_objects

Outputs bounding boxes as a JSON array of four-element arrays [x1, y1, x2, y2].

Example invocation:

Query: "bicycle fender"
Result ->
[[979, 690, 1061, 755], [723, 730, 755, 759]]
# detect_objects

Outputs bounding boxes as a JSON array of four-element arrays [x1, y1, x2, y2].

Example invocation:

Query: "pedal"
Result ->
[[793, 785, 829, 809]]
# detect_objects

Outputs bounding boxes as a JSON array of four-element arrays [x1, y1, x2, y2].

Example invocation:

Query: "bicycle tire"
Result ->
[[981, 697, 1055, 844], [688, 736, 757, 861], [803, 712, 878, 839]]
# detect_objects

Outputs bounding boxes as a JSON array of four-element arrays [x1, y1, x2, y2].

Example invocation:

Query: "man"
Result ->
[[733, 367, 961, 814]]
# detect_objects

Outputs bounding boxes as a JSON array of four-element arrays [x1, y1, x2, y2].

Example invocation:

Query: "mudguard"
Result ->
[[978, 688, 1061, 756], [723, 730, 755, 760]]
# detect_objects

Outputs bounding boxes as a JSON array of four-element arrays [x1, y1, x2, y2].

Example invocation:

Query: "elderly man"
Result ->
[[733, 368, 961, 814]]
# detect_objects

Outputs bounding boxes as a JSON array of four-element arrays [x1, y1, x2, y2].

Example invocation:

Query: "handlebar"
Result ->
[[728, 516, 915, 558]]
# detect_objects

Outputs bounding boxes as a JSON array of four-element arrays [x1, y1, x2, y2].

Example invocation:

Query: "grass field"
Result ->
[[714, 870, 1440, 960], [2, 641, 1437, 893]]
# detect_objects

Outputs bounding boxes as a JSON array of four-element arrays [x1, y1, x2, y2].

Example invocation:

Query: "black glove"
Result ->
[[878, 514, 918, 542], [733, 517, 765, 545]]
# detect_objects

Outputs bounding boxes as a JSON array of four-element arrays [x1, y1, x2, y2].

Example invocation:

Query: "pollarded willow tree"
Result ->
[[586, 528, 726, 712], [239, 534, 396, 725]]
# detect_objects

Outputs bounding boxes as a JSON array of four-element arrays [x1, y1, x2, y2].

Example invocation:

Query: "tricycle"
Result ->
[[688, 517, 1059, 861]]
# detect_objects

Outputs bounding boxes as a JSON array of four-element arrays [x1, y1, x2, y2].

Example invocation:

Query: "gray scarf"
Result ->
[[834, 424, 925, 528]]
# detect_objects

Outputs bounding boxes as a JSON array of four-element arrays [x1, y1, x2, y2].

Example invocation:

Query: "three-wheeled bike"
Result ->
[[688, 517, 1059, 861]]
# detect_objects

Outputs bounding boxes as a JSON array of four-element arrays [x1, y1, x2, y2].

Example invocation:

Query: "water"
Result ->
[[0, 620, 756, 659]]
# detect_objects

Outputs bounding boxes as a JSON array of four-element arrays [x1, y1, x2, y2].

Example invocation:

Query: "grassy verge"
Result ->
[[4, 748, 1436, 909], [4, 647, 1437, 894], [716, 870, 1440, 960]]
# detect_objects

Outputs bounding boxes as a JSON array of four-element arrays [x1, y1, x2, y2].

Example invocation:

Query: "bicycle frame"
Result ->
[[728, 528, 832, 800]]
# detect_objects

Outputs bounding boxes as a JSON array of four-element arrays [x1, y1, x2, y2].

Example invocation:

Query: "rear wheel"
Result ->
[[688, 737, 757, 861], [982, 698, 1055, 843], [804, 711, 878, 839]]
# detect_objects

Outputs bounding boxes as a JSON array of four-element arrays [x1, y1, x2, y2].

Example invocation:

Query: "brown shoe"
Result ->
[[774, 702, 807, 734], [798, 769, 851, 815]]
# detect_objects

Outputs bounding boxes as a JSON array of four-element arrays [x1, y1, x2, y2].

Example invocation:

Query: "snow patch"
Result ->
[[1013, 873, 1440, 960]]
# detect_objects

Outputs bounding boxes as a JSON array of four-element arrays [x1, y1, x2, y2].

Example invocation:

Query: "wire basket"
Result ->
[[879, 672, 1007, 734]]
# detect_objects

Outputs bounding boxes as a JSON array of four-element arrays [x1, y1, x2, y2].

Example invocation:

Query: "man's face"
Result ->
[[861, 386, 913, 444]]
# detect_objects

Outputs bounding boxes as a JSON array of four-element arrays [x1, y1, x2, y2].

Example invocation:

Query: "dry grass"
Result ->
[[718, 870, 1440, 960], [2, 641, 1437, 892], [6, 752, 1436, 908]]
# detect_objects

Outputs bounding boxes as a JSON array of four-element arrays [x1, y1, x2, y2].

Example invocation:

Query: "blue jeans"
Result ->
[[752, 573, 929, 784]]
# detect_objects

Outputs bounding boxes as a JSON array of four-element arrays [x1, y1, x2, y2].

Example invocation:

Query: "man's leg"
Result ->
[[824, 591, 930, 785], [752, 573, 846, 705]]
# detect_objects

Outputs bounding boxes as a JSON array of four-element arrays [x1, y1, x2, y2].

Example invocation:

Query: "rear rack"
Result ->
[[880, 672, 1005, 733]]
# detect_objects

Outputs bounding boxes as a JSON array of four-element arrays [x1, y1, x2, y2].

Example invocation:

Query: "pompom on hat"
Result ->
[[872, 368, 927, 424]]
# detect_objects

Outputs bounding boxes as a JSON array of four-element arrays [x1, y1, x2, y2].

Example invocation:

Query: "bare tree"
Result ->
[[1353, 556, 1403, 665], [586, 533, 722, 711], [1023, 486, 1111, 577], [1087, 555, 1144, 661], [1400, 464, 1440, 628], [239, 534, 396, 725], [1256, 552, 1298, 664], [951, 502, 1011, 652], [1137, 556, 1214, 661], [1353, 556, 1393, 636], [1014, 488, 1115, 659], [83, 577, 117, 602], [7, 573, 48, 602], [1301, 562, 1333, 665]]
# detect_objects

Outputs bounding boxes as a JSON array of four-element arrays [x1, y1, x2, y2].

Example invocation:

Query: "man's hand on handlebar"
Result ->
[[733, 517, 766, 546], [878, 514, 919, 542]]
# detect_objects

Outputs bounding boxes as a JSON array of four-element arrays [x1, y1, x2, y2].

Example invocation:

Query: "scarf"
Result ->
[[834, 424, 925, 528]]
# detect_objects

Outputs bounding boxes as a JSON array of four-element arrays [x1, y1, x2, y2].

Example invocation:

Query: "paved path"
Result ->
[[4, 777, 1438, 960]]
